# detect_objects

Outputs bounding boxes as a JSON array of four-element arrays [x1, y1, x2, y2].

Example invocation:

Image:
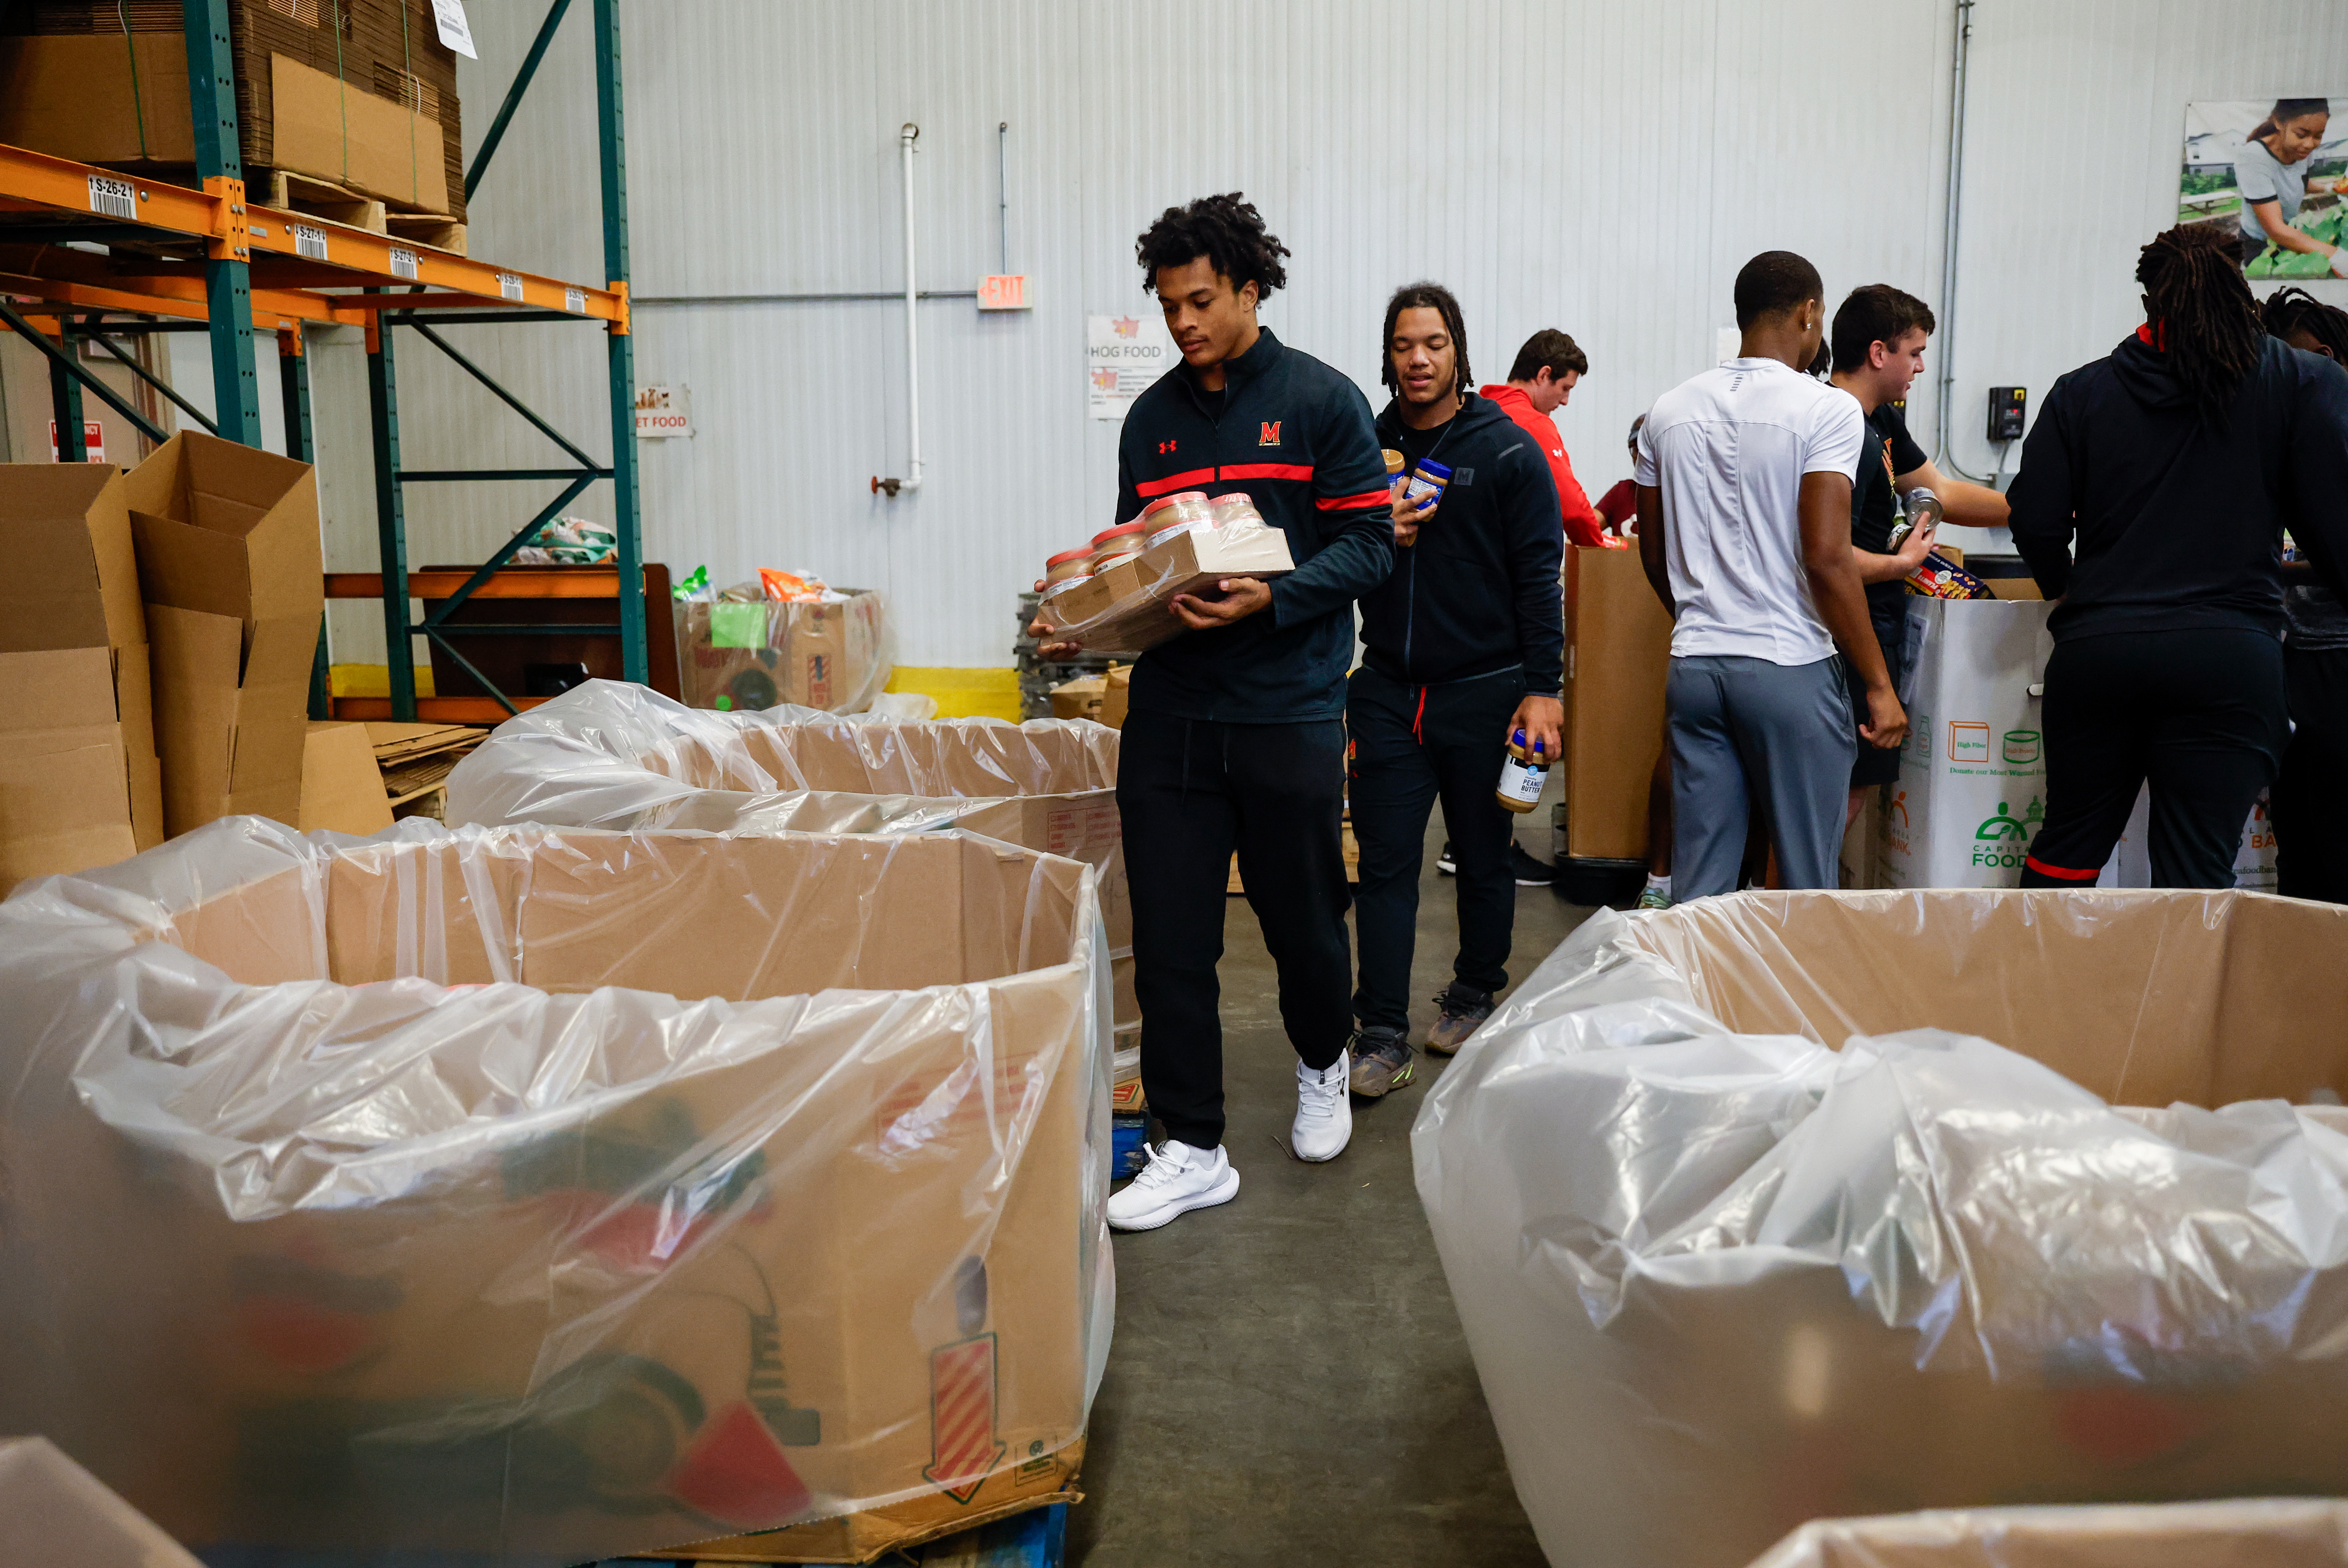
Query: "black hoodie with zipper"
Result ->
[[2009, 331, 2348, 642], [1360, 392, 1565, 694]]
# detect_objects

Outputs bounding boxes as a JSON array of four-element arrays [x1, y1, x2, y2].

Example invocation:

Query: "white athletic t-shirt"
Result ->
[[1633, 357, 1866, 665]]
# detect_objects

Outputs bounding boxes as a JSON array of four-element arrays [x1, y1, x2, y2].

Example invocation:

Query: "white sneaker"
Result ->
[[1291, 1050, 1353, 1162], [1106, 1139, 1240, 1232]]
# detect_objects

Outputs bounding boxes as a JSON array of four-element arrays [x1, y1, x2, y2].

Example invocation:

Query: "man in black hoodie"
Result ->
[[1346, 283, 1563, 1097], [2010, 226, 2348, 888]]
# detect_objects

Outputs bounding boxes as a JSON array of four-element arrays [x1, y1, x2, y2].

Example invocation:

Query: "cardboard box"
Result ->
[[1048, 524, 1295, 655], [1099, 665, 1130, 730], [677, 589, 889, 715], [1048, 673, 1106, 722], [1421, 888, 2348, 1568], [0, 0, 463, 218], [444, 680, 1142, 1071], [0, 1436, 207, 1568], [0, 464, 163, 892], [296, 721, 394, 836], [1560, 543, 1671, 861], [0, 820, 1109, 1563], [1750, 1498, 2348, 1568], [126, 432, 323, 838]]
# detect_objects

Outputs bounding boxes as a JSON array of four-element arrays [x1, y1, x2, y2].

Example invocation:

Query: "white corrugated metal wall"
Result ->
[[321, 0, 2348, 669]]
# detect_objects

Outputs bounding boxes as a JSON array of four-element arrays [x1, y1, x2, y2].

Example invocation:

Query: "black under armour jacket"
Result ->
[[1361, 392, 1565, 694], [1114, 328, 1395, 723], [2010, 328, 2348, 642]]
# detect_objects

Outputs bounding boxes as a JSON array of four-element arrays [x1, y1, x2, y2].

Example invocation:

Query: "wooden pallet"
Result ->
[[258, 168, 466, 254]]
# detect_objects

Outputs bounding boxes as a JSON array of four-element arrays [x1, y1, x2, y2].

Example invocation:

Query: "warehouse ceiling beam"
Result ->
[[182, 0, 263, 445], [0, 298, 171, 447], [465, 0, 575, 203]]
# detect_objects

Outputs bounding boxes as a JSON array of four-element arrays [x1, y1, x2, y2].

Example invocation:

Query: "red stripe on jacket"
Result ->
[[1315, 489, 1390, 511], [1134, 467, 1219, 499], [1216, 462, 1315, 482], [2023, 854, 2100, 882]]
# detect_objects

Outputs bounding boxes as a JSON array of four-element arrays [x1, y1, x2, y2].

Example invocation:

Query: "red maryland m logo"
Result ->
[[1259, 421, 1281, 446]]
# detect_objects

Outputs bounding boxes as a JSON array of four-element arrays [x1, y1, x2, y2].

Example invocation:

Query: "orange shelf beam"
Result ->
[[327, 570, 630, 600]]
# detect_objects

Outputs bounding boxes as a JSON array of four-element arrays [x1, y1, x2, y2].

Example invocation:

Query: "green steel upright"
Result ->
[[48, 336, 88, 461], [181, 0, 263, 445], [368, 314, 418, 721], [594, 0, 647, 684]]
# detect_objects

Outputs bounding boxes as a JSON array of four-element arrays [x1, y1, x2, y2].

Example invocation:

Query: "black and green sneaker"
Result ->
[[1347, 1025, 1416, 1098], [1424, 984, 1495, 1056]]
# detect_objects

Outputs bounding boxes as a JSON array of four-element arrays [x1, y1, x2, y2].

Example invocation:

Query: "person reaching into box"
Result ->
[[1635, 252, 1907, 899], [2011, 226, 2348, 889], [1028, 194, 1394, 1229], [1345, 284, 1563, 1098], [1825, 284, 2010, 827]]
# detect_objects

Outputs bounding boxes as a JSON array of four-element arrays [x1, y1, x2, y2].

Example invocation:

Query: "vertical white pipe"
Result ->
[[899, 122, 924, 495]]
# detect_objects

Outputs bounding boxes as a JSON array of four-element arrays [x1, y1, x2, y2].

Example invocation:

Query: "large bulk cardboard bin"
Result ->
[[445, 680, 1140, 1075], [0, 817, 1111, 1565], [1750, 1498, 2348, 1568], [0, 464, 162, 891], [1417, 888, 2348, 1568], [0, 0, 463, 219], [126, 431, 323, 838]]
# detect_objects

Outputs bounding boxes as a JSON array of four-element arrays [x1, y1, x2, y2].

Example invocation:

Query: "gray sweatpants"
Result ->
[[1667, 654, 1856, 900]]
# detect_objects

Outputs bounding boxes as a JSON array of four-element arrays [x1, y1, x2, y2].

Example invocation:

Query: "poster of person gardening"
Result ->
[[2180, 98, 2347, 277]]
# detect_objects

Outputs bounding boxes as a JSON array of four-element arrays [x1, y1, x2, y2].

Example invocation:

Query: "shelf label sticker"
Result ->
[[88, 175, 136, 220], [498, 272, 524, 302], [430, 0, 477, 58], [294, 223, 329, 261], [389, 246, 419, 281], [565, 286, 586, 314]]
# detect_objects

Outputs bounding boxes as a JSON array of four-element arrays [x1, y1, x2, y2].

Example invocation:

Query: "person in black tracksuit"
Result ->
[[1032, 196, 1393, 1230], [2010, 227, 2348, 890], [2264, 287, 2348, 904], [1347, 284, 1563, 1095]]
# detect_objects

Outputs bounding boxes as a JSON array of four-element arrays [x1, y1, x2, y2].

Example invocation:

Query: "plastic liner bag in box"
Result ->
[[1748, 1498, 2348, 1568], [1414, 888, 2348, 1568], [0, 816, 1113, 1566], [444, 679, 1138, 1079], [0, 1437, 209, 1568]]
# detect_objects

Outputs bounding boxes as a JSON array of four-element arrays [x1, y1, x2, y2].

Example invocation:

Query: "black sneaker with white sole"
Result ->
[[1509, 845, 1556, 886], [1435, 841, 1457, 876]]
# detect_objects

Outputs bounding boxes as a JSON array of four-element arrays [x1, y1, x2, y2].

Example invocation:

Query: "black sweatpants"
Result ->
[[2020, 629, 2286, 890], [1117, 709, 1353, 1151], [1346, 664, 1524, 1033], [2276, 644, 2348, 904]]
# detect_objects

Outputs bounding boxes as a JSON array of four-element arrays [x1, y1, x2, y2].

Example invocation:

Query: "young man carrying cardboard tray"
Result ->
[[1031, 194, 1393, 1231]]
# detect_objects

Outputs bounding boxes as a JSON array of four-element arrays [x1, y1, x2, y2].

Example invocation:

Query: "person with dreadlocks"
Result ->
[[2232, 98, 2345, 274], [2261, 286, 2348, 901], [1029, 194, 1393, 1229], [1342, 283, 1562, 1097], [2010, 226, 2348, 889]]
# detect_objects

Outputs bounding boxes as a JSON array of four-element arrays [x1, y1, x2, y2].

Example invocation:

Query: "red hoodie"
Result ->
[[1478, 382, 1604, 547]]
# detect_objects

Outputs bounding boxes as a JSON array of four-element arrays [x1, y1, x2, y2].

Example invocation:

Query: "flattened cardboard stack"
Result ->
[[0, 464, 162, 893], [0, 819, 1109, 1564], [127, 432, 323, 839], [0, 0, 463, 219]]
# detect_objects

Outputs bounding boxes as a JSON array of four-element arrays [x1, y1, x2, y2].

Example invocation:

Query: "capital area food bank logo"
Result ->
[[1971, 797, 2044, 870]]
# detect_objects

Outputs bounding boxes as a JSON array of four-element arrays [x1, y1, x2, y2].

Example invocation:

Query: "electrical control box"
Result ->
[[1988, 387, 2027, 442]]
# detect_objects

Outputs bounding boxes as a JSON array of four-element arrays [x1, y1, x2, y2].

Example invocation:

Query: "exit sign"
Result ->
[[977, 274, 1031, 311]]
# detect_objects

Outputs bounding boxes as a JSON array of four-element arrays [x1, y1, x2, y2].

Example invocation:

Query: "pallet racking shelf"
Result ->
[[0, 0, 644, 724]]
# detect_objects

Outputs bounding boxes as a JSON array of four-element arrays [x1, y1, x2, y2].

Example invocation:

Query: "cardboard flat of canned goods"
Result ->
[[1046, 525, 1295, 656]]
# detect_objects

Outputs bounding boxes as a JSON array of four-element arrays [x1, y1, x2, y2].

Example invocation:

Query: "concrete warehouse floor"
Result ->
[[1070, 792, 1595, 1567]]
